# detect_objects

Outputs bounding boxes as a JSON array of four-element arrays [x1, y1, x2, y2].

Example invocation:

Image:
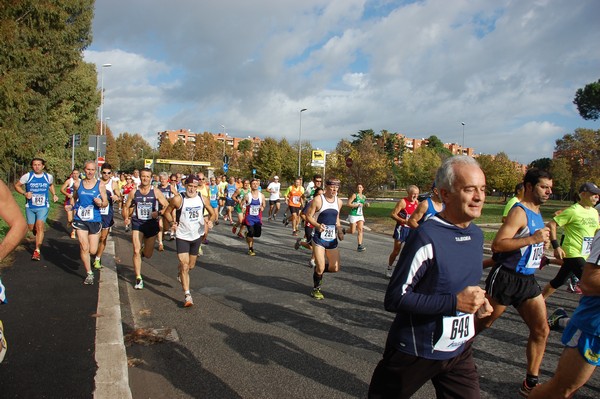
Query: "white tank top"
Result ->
[[176, 193, 206, 241]]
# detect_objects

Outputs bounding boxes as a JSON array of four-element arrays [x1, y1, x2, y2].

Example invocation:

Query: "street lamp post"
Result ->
[[221, 124, 227, 159], [298, 108, 307, 177], [98, 63, 111, 173], [461, 122, 466, 153]]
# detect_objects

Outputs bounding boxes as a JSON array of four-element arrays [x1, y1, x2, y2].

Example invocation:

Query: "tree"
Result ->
[[573, 79, 600, 120], [554, 128, 600, 191], [395, 147, 442, 191], [115, 132, 152, 171], [0, 1, 96, 179], [478, 152, 523, 199], [549, 157, 572, 200], [529, 158, 552, 171], [426, 135, 452, 158], [351, 129, 376, 146]]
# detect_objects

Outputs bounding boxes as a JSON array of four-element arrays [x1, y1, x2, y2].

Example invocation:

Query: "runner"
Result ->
[[163, 175, 215, 307], [305, 174, 323, 200], [14, 157, 59, 261], [369, 155, 491, 399], [406, 182, 444, 228], [345, 183, 369, 252], [241, 179, 266, 256], [541, 182, 599, 299], [224, 176, 237, 224], [477, 168, 553, 397], [117, 172, 127, 213], [217, 175, 228, 221], [122, 168, 170, 290], [386, 185, 419, 277], [266, 175, 281, 221], [208, 176, 220, 225], [196, 172, 211, 251], [60, 168, 81, 239], [284, 178, 305, 236], [530, 229, 600, 399], [295, 187, 324, 268], [232, 179, 251, 238], [0, 179, 27, 364], [121, 175, 136, 232], [156, 172, 177, 251], [94, 163, 121, 270], [71, 161, 108, 285], [304, 177, 344, 300]]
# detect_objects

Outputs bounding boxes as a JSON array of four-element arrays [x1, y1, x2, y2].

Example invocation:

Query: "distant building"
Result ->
[[157, 129, 262, 154]]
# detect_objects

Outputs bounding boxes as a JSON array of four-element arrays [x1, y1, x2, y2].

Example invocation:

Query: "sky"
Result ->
[[85, 0, 600, 164]]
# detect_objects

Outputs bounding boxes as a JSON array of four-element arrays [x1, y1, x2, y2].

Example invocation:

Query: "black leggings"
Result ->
[[549, 257, 585, 289]]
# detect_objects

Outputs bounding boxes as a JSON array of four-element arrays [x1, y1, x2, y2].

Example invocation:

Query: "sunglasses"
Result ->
[[199, 178, 205, 180], [102, 171, 112, 174]]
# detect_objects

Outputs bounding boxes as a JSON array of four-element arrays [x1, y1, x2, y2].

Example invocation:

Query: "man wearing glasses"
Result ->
[[94, 164, 121, 269]]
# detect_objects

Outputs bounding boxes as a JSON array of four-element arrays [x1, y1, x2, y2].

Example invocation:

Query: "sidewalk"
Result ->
[[0, 215, 129, 398]]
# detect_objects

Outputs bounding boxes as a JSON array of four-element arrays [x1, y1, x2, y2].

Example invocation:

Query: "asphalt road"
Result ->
[[111, 214, 600, 399]]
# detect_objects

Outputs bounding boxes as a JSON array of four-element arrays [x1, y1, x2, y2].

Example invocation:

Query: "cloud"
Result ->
[[86, 0, 600, 163]]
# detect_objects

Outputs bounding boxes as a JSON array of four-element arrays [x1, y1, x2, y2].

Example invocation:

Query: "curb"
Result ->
[[94, 237, 132, 399]]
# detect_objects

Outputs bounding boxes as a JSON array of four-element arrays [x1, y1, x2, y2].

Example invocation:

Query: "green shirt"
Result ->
[[553, 203, 600, 259], [349, 194, 367, 217]]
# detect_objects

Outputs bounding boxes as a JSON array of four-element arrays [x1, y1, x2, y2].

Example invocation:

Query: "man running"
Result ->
[[477, 168, 552, 397], [208, 176, 220, 225], [163, 175, 215, 307], [123, 168, 170, 290], [94, 163, 121, 270], [304, 177, 344, 300], [267, 175, 281, 221], [232, 178, 251, 238], [284, 178, 305, 236], [72, 161, 109, 285], [407, 182, 444, 228], [541, 182, 600, 299], [14, 157, 59, 261], [386, 185, 419, 277], [156, 172, 177, 251], [305, 174, 323, 200], [369, 155, 492, 399], [241, 179, 266, 256], [60, 168, 81, 239]]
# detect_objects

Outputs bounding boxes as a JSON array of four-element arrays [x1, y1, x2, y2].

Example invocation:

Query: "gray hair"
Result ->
[[435, 155, 480, 193], [159, 171, 169, 179]]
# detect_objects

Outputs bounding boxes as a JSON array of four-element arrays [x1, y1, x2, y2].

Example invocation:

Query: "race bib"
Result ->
[[210, 193, 217, 201], [185, 206, 201, 222], [433, 313, 475, 352], [249, 205, 260, 216], [292, 195, 300, 205], [525, 242, 544, 269], [99, 206, 109, 215], [77, 205, 94, 221], [356, 204, 363, 216], [136, 203, 153, 220], [582, 237, 593, 256], [31, 194, 46, 206], [322, 225, 336, 242]]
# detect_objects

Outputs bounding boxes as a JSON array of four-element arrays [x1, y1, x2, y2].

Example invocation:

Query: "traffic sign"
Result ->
[[97, 156, 105, 167], [223, 155, 229, 164], [345, 157, 353, 168], [223, 163, 229, 173]]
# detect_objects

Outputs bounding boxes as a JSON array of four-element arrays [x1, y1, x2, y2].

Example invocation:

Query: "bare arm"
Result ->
[[346, 193, 357, 208], [580, 263, 600, 296], [0, 181, 27, 261], [491, 206, 549, 253], [547, 219, 565, 259], [390, 199, 407, 224]]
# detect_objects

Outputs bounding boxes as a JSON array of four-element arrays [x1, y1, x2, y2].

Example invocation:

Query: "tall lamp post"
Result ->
[[461, 122, 466, 153], [298, 108, 307, 177], [98, 63, 111, 173], [221, 124, 227, 158]]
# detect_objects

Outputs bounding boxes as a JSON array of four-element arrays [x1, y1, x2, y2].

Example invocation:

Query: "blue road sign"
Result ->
[[223, 163, 229, 173]]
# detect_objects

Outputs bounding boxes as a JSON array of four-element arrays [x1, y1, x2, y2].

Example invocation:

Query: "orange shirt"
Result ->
[[287, 186, 304, 207]]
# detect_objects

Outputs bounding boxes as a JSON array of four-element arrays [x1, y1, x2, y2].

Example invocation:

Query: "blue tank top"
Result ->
[[25, 172, 51, 209], [493, 203, 545, 275], [244, 193, 262, 226], [74, 180, 102, 222], [209, 185, 219, 208], [226, 184, 237, 199], [131, 188, 159, 222]]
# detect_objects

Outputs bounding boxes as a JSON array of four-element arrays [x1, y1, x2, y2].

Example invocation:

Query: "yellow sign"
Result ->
[[144, 159, 211, 168], [312, 150, 325, 161]]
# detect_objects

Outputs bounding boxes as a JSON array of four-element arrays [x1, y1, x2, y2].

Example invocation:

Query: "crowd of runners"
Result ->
[[2, 155, 600, 398]]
